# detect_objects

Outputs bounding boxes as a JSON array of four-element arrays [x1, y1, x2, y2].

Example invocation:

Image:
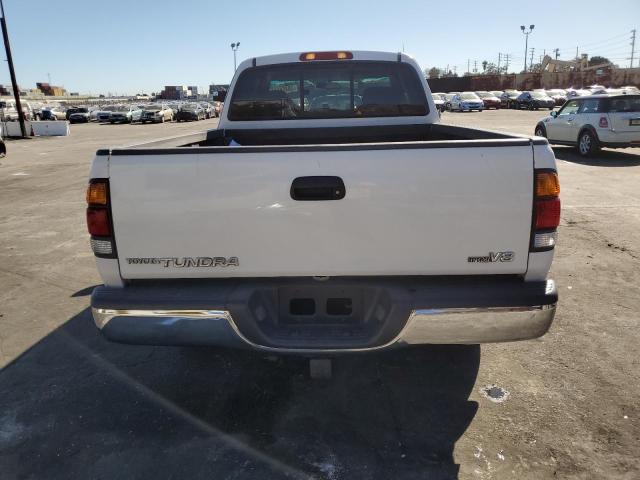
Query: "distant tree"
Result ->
[[426, 67, 441, 79], [484, 62, 499, 74], [588, 56, 611, 66], [482, 60, 488, 72]]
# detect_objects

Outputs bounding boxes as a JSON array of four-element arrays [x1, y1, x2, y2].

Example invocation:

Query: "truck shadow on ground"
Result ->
[[553, 146, 640, 166], [0, 308, 480, 480]]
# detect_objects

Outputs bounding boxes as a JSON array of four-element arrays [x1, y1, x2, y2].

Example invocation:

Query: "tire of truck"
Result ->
[[534, 124, 547, 138], [577, 129, 600, 157]]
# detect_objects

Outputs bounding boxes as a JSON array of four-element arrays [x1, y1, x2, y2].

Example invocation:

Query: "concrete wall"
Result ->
[[427, 67, 640, 93], [1, 121, 70, 137]]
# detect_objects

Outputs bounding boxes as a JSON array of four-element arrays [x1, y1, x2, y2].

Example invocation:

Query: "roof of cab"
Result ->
[[237, 51, 412, 70]]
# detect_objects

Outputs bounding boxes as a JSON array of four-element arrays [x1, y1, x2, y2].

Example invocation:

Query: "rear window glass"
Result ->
[[229, 61, 428, 120], [605, 96, 640, 113]]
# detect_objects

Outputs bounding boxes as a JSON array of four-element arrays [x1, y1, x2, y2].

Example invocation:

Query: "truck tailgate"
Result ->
[[109, 143, 534, 279]]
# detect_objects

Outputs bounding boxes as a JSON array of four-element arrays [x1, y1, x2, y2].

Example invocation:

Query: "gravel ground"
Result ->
[[0, 112, 638, 479]]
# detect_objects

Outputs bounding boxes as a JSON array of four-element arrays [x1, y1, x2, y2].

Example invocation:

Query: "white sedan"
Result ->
[[448, 92, 484, 112]]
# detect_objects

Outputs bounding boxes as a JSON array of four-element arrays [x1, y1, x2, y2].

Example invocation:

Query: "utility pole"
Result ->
[[47, 72, 51, 84], [504, 53, 511, 73], [0, 0, 27, 138], [473, 60, 478, 73], [630, 29, 637, 68], [529, 47, 535, 71], [498, 52, 502, 72], [520, 24, 535, 72], [553, 48, 560, 59], [467, 59, 470, 75], [230, 42, 240, 71]]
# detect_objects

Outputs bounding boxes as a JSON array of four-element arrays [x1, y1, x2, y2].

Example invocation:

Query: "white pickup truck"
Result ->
[[87, 51, 559, 354]]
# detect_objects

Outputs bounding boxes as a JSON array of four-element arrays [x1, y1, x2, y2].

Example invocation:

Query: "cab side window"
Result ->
[[559, 100, 580, 116]]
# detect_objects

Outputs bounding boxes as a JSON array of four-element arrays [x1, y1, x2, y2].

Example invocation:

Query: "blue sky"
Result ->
[[1, 0, 638, 94]]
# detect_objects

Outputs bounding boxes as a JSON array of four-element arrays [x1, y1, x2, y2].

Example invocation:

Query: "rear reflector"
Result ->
[[533, 231, 558, 249], [87, 208, 111, 236], [299, 51, 353, 61], [535, 171, 560, 197], [86, 181, 108, 205], [535, 198, 561, 230], [90, 237, 113, 255]]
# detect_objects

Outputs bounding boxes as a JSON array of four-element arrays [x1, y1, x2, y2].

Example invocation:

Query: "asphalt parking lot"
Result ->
[[1, 112, 639, 479]]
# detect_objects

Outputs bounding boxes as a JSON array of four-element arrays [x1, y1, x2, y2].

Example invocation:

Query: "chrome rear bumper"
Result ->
[[92, 294, 556, 352]]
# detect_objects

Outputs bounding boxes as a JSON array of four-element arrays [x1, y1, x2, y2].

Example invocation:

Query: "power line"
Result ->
[[552, 31, 630, 51]]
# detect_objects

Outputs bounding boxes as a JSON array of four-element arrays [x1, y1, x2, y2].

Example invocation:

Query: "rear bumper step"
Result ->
[[91, 277, 557, 352]]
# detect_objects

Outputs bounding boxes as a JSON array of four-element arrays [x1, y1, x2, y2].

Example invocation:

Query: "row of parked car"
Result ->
[[83, 101, 223, 124], [0, 100, 223, 124], [431, 85, 640, 113]]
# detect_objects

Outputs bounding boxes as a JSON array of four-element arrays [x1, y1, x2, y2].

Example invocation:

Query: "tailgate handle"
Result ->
[[290, 176, 346, 201]]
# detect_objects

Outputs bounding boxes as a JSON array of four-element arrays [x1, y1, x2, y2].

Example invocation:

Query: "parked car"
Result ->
[[431, 93, 446, 112], [490, 90, 504, 98], [545, 89, 568, 106], [475, 91, 501, 109], [449, 91, 484, 112], [167, 103, 181, 117], [176, 102, 205, 121], [0, 131, 5, 157], [566, 89, 592, 98], [1, 100, 36, 121], [513, 91, 555, 110], [68, 107, 90, 123], [535, 94, 640, 156], [40, 108, 57, 120], [500, 90, 521, 108], [213, 101, 223, 117], [199, 102, 215, 119], [141, 104, 173, 123], [130, 105, 147, 123], [109, 105, 136, 124], [443, 93, 455, 111], [66, 107, 83, 120], [96, 106, 117, 122], [87, 50, 559, 362], [50, 106, 67, 120]]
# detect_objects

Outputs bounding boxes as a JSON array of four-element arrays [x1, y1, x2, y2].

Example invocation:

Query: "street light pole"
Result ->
[[230, 42, 240, 71], [520, 24, 535, 72], [1, 0, 27, 138]]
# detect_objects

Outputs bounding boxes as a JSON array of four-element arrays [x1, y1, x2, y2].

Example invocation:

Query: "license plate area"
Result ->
[[278, 286, 363, 325], [630, 118, 640, 126]]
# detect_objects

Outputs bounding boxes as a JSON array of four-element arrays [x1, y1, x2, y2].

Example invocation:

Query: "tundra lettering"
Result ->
[[126, 257, 239, 267]]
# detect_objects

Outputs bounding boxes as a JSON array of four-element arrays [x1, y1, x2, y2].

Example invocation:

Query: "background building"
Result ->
[[36, 82, 67, 96]]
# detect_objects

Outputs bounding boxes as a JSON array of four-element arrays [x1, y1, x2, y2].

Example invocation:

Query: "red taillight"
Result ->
[[299, 51, 353, 61], [599, 116, 609, 128], [87, 208, 111, 236], [535, 198, 561, 229], [86, 178, 115, 257], [532, 170, 561, 251]]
